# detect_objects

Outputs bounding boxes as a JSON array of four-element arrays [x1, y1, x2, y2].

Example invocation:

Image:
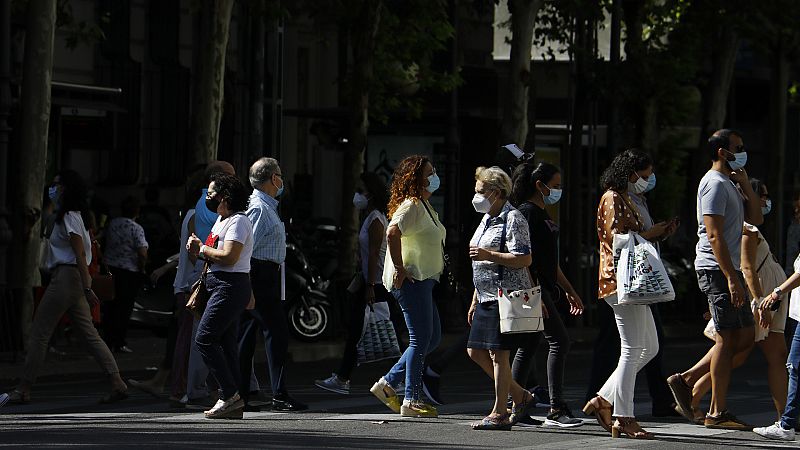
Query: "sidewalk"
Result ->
[[0, 320, 707, 385]]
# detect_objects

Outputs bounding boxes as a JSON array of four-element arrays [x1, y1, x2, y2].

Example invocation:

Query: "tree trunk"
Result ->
[[689, 28, 739, 196], [337, 0, 383, 279], [564, 11, 593, 307], [10, 0, 57, 344], [188, 0, 235, 166], [500, 0, 542, 152], [768, 46, 789, 259], [249, 14, 265, 163], [606, 0, 622, 155]]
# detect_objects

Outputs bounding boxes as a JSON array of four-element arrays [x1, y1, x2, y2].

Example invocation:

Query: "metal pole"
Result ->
[[0, 0, 13, 285]]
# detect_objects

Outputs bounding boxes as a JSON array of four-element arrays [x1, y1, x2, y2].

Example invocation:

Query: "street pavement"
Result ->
[[0, 328, 796, 449]]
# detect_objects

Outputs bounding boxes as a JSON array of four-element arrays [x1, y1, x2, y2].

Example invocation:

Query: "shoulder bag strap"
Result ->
[[756, 253, 771, 274], [420, 200, 447, 264], [497, 212, 509, 288]]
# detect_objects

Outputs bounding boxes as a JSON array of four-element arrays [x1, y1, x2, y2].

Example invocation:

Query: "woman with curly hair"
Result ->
[[186, 172, 254, 419], [584, 149, 670, 439], [370, 155, 446, 418]]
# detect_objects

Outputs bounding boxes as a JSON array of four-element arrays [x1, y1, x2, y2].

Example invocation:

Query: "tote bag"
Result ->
[[490, 212, 544, 334], [613, 231, 675, 305], [357, 302, 401, 365]]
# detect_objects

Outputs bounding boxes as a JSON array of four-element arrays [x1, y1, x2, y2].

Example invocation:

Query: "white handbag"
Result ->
[[612, 231, 675, 305], [498, 268, 544, 334], [489, 212, 544, 334]]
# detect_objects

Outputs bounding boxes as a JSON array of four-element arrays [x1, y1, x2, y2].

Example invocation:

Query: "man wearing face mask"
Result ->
[[667, 129, 763, 430], [237, 157, 307, 412]]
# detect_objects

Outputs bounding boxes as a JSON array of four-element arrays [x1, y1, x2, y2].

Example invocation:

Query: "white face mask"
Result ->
[[628, 174, 649, 194], [353, 192, 369, 210], [472, 192, 494, 214]]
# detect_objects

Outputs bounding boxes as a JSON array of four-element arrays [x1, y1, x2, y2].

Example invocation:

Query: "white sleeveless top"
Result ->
[[359, 209, 388, 285]]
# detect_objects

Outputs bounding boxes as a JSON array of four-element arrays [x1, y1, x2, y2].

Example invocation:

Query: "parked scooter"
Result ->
[[130, 235, 334, 342]]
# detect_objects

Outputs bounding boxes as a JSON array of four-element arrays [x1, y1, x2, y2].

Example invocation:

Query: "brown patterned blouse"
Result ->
[[596, 189, 643, 299]]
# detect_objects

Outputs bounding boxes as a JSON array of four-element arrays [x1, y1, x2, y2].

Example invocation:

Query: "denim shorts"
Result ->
[[696, 269, 754, 332]]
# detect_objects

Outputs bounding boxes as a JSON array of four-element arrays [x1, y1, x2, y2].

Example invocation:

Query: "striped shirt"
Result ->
[[246, 189, 286, 263]]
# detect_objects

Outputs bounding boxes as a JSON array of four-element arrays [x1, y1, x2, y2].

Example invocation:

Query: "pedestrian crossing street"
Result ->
[[1, 391, 795, 449]]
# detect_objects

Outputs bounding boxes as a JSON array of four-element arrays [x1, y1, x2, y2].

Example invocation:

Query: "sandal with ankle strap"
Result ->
[[611, 417, 654, 439], [472, 413, 512, 431], [582, 396, 612, 432]]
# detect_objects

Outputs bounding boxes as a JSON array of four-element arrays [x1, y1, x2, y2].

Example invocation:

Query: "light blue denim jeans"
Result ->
[[781, 325, 800, 429], [384, 278, 441, 400]]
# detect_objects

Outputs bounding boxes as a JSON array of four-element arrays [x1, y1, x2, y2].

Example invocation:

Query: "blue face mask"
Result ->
[[542, 185, 562, 205], [48, 185, 59, 202], [726, 151, 748, 171], [644, 173, 656, 193], [426, 173, 440, 193], [762, 199, 772, 216], [273, 176, 285, 198]]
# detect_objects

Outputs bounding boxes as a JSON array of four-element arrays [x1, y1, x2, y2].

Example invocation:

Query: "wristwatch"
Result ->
[[773, 287, 783, 297], [199, 245, 207, 258]]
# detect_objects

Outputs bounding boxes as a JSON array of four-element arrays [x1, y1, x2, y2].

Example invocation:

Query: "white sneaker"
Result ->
[[315, 374, 350, 394], [204, 393, 244, 419], [754, 422, 795, 441]]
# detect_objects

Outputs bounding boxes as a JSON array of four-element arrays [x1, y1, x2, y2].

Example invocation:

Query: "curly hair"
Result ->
[[510, 162, 560, 206], [387, 155, 430, 218], [599, 149, 653, 192], [210, 173, 250, 213]]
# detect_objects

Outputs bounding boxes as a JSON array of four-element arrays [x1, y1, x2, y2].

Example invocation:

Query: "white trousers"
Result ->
[[597, 298, 659, 418]]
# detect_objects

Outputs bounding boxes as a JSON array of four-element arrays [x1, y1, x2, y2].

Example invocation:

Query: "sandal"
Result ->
[[472, 413, 512, 431], [611, 417, 654, 439], [509, 391, 536, 425], [99, 389, 129, 404], [582, 396, 612, 432], [7, 389, 30, 405]]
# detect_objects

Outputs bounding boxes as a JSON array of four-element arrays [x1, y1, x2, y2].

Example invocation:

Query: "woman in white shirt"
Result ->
[[186, 173, 254, 419], [5, 170, 127, 404], [370, 155, 446, 418], [316, 172, 393, 394]]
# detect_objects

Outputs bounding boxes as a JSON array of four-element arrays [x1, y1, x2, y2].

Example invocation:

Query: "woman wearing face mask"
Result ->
[[316, 172, 393, 394], [509, 162, 584, 428], [587, 150, 670, 439], [5, 170, 128, 405], [676, 179, 789, 424], [370, 155, 446, 418], [466, 166, 535, 430], [186, 173, 254, 419]]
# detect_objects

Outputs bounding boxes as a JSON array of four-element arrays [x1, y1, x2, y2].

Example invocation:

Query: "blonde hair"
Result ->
[[475, 166, 512, 198]]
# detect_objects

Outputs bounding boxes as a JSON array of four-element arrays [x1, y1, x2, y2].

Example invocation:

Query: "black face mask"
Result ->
[[205, 196, 221, 213]]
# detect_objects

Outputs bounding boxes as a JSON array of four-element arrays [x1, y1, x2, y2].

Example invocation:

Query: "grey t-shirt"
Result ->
[[695, 170, 744, 271]]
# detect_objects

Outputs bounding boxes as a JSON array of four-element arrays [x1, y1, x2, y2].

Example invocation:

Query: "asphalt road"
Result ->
[[0, 331, 796, 449]]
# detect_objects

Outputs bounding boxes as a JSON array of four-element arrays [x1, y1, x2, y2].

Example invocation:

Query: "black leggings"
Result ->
[[336, 283, 401, 380], [511, 287, 570, 408]]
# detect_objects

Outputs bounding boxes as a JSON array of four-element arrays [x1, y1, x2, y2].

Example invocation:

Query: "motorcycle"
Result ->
[[130, 235, 334, 342]]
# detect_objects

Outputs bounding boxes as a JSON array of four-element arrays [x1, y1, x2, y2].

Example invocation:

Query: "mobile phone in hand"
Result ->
[[770, 299, 782, 312]]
